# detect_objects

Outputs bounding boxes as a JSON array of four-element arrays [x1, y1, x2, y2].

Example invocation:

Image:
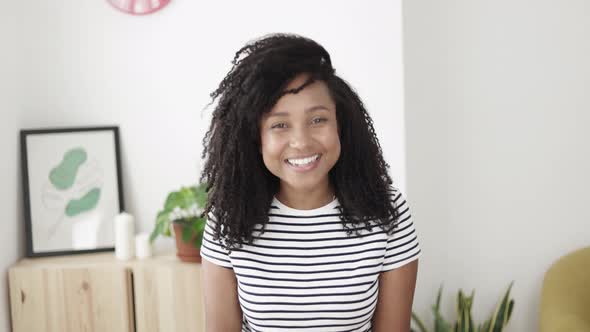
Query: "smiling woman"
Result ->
[[259, 74, 341, 210], [199, 33, 421, 332]]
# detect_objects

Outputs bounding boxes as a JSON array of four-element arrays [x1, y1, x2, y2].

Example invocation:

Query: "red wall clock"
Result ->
[[107, 0, 171, 15]]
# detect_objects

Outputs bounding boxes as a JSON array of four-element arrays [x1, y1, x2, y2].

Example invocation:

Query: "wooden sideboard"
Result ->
[[8, 252, 205, 332]]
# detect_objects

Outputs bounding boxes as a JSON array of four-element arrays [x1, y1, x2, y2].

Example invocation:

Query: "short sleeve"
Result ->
[[382, 189, 422, 272], [200, 212, 233, 269]]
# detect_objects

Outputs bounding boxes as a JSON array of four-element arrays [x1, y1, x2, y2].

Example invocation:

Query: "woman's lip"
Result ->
[[284, 154, 321, 172], [285, 153, 320, 160]]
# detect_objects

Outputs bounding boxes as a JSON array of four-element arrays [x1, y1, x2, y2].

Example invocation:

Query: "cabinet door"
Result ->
[[9, 266, 134, 332], [133, 264, 205, 332]]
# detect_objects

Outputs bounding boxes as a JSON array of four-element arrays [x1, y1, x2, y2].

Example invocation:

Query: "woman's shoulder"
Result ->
[[385, 185, 406, 201]]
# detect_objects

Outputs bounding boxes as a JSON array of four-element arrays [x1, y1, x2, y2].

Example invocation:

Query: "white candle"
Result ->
[[135, 233, 152, 259], [114, 212, 135, 260]]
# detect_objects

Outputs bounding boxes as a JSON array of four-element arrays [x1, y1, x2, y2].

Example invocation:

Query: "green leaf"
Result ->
[[479, 320, 491, 332], [149, 221, 164, 243], [411, 311, 429, 332], [506, 300, 514, 322], [436, 317, 451, 332], [164, 191, 183, 211], [193, 218, 206, 248], [433, 306, 452, 332], [455, 290, 464, 331], [453, 289, 477, 332], [179, 186, 197, 209], [181, 224, 192, 243], [156, 210, 170, 225], [465, 290, 475, 332], [488, 282, 514, 332], [195, 232, 203, 248], [150, 210, 171, 243], [192, 217, 206, 231], [194, 183, 208, 209], [433, 285, 451, 332], [435, 285, 443, 311]]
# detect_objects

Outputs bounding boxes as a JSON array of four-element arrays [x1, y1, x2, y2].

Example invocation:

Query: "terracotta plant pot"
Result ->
[[172, 223, 201, 263]]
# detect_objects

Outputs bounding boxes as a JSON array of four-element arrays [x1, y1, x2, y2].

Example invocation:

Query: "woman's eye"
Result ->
[[271, 123, 287, 129], [312, 117, 327, 124]]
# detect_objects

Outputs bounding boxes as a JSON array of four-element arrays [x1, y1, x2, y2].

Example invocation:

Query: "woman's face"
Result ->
[[259, 73, 341, 195]]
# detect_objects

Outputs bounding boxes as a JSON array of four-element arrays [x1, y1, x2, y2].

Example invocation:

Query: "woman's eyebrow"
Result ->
[[267, 105, 330, 118], [266, 112, 289, 118], [305, 105, 330, 113]]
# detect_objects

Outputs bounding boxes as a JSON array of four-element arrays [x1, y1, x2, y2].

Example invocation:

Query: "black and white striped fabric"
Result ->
[[200, 188, 422, 332]]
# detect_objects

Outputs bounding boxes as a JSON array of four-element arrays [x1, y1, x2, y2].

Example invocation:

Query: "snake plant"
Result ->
[[411, 282, 514, 332]]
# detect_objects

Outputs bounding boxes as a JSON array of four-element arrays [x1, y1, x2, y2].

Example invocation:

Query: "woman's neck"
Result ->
[[276, 184, 335, 210]]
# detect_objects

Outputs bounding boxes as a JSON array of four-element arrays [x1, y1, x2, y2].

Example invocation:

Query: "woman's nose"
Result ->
[[289, 127, 311, 149]]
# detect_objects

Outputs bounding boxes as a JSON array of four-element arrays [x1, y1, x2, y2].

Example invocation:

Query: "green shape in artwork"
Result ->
[[65, 187, 101, 217], [49, 148, 87, 190]]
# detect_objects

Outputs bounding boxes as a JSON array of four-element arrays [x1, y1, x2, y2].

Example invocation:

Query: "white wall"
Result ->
[[1, 1, 24, 330], [404, 1, 590, 331], [2, 0, 406, 329]]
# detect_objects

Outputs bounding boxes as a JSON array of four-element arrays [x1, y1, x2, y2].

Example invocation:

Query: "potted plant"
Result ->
[[149, 182, 208, 263], [411, 282, 515, 332]]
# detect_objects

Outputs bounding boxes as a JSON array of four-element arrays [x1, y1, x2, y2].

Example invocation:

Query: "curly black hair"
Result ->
[[200, 33, 401, 250]]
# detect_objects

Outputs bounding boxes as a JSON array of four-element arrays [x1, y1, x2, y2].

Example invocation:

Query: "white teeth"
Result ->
[[287, 154, 320, 166]]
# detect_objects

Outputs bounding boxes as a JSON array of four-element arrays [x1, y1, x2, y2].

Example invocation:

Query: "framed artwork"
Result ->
[[20, 126, 125, 257]]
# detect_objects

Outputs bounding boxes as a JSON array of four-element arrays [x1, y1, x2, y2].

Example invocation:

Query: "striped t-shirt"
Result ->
[[200, 189, 422, 332]]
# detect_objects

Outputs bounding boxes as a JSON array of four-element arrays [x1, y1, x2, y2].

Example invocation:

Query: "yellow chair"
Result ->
[[540, 246, 590, 332]]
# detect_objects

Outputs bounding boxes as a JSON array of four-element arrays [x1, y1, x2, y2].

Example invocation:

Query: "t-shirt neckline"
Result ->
[[272, 195, 339, 215]]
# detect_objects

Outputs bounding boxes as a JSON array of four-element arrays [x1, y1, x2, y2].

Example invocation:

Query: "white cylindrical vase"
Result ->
[[135, 232, 152, 259], [114, 212, 135, 260]]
